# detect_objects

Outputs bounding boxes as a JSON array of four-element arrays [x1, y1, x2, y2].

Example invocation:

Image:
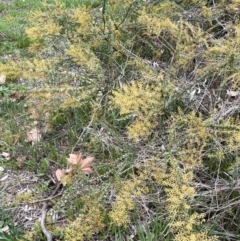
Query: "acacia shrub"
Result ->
[[2, 0, 240, 240]]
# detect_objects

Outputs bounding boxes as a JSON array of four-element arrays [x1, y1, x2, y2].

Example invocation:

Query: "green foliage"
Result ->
[[136, 217, 172, 241], [2, 0, 240, 240], [0, 223, 27, 241]]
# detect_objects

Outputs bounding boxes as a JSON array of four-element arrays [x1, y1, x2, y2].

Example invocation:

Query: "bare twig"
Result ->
[[41, 202, 52, 241], [40, 182, 62, 241], [71, 117, 94, 153], [196, 178, 240, 196], [115, 1, 135, 29], [30, 191, 63, 204]]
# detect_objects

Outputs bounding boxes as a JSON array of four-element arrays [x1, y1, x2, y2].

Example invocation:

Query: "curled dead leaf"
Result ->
[[1, 152, 10, 160], [15, 155, 26, 168], [67, 153, 93, 175], [30, 109, 40, 119], [80, 156, 94, 174], [9, 93, 26, 101], [66, 166, 74, 175], [67, 153, 82, 165], [25, 128, 41, 145], [55, 169, 71, 186], [55, 169, 66, 181]]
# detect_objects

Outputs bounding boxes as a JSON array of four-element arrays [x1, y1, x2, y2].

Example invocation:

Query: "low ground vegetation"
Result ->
[[1, 0, 240, 240]]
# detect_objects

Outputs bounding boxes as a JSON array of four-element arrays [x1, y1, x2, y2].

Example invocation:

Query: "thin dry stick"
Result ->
[[41, 202, 52, 241], [41, 182, 61, 241], [30, 191, 63, 204], [71, 117, 93, 153]]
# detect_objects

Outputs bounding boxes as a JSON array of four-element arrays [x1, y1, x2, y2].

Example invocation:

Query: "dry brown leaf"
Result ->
[[43, 124, 51, 133], [66, 166, 74, 175], [15, 155, 26, 168], [30, 109, 40, 119], [55, 169, 66, 181], [25, 128, 41, 145], [55, 169, 71, 186], [67, 153, 83, 165], [0, 74, 6, 85], [67, 153, 93, 174], [80, 156, 94, 174], [55, 169, 73, 185], [9, 93, 26, 101], [227, 90, 240, 97], [1, 152, 10, 160]]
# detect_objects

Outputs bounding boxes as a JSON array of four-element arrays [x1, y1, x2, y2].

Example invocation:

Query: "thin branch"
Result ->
[[115, 1, 135, 30], [102, 0, 107, 32], [41, 202, 52, 241], [71, 117, 94, 153], [40, 182, 62, 241], [30, 191, 63, 204]]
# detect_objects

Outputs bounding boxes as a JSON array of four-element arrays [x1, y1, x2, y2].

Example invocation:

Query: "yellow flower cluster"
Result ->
[[109, 177, 148, 226], [161, 160, 217, 241], [111, 80, 164, 140], [136, 158, 217, 241], [25, 19, 62, 40], [0, 60, 23, 81], [169, 110, 210, 168], [66, 45, 101, 72], [65, 201, 105, 241], [23, 58, 54, 80], [69, 7, 92, 35]]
